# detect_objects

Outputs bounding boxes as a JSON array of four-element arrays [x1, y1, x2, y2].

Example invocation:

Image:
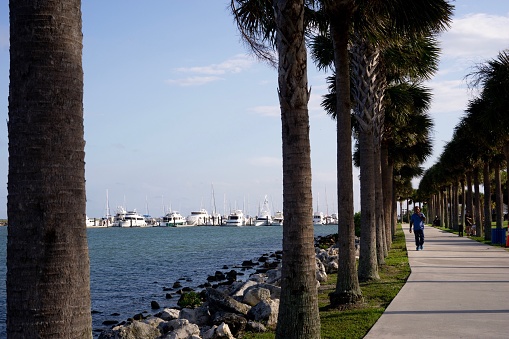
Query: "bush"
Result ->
[[177, 291, 202, 308]]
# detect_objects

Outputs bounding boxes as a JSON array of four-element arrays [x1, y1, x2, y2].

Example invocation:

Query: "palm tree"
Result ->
[[231, 1, 321, 337], [7, 1, 92, 337]]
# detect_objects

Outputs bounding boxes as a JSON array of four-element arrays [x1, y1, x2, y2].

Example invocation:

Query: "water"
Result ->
[[0, 224, 337, 337]]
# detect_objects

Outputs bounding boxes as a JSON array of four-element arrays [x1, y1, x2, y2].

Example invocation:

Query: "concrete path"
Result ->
[[364, 225, 509, 339]]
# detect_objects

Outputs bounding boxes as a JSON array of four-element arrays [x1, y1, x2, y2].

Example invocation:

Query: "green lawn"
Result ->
[[241, 225, 411, 338]]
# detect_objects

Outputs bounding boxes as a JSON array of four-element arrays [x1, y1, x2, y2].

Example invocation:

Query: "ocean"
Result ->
[[0, 224, 338, 337]]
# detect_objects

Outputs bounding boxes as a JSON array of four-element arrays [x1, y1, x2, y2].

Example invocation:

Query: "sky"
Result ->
[[0, 1, 508, 219]]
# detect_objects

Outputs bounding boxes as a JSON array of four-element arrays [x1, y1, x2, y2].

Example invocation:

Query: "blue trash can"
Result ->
[[491, 228, 506, 245]]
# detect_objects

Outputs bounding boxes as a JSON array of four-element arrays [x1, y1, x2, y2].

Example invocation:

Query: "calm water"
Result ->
[[0, 224, 337, 336]]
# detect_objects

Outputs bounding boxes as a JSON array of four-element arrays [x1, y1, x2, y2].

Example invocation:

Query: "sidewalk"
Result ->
[[364, 225, 509, 339]]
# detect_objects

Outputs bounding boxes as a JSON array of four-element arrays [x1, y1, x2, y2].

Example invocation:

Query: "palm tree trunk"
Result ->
[[473, 166, 482, 236], [374, 144, 386, 264], [358, 130, 379, 281], [483, 162, 492, 240], [381, 144, 393, 249], [7, 1, 92, 337], [274, 1, 320, 337], [494, 161, 503, 229], [327, 1, 362, 306]]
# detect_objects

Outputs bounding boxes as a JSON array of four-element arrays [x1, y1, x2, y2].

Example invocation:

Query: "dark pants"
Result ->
[[414, 229, 424, 247]]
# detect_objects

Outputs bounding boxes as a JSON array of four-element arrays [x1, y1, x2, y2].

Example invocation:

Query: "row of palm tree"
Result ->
[[6, 0, 454, 337], [231, 0, 452, 337], [420, 50, 509, 243]]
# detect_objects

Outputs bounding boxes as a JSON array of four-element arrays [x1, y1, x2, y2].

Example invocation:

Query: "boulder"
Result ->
[[179, 305, 211, 327], [230, 280, 258, 298], [316, 258, 327, 282], [243, 287, 270, 306], [98, 320, 161, 339], [159, 308, 180, 321], [206, 288, 251, 315], [246, 320, 267, 333], [212, 311, 247, 337], [247, 299, 279, 327], [163, 319, 200, 339]]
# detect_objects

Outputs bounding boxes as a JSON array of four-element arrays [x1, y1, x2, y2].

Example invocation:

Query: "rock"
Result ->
[[248, 273, 266, 283], [316, 258, 327, 282], [173, 281, 182, 289], [164, 319, 200, 339], [151, 300, 161, 309], [206, 288, 251, 315], [179, 305, 211, 327], [246, 283, 281, 300], [160, 308, 180, 321], [212, 312, 247, 337], [215, 322, 235, 339], [243, 287, 270, 306], [247, 299, 279, 327], [166, 293, 173, 299], [98, 320, 161, 339], [102, 320, 118, 326], [230, 280, 258, 298], [246, 320, 267, 333]]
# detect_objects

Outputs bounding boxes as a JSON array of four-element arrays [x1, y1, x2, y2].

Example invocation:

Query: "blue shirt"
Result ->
[[410, 212, 425, 231]]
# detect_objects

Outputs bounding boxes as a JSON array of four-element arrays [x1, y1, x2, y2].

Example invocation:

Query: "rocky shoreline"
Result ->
[[97, 234, 356, 339]]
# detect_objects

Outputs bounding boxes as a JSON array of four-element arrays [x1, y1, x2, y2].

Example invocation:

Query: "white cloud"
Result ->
[[174, 54, 254, 75], [427, 79, 470, 114], [166, 54, 254, 86], [165, 76, 223, 87], [250, 105, 280, 117], [440, 13, 509, 62]]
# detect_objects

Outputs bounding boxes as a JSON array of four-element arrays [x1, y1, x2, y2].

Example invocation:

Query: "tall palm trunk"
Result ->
[[358, 130, 379, 281], [473, 166, 482, 236], [494, 161, 503, 230], [7, 1, 92, 337], [483, 162, 492, 240], [351, 35, 383, 282], [374, 144, 386, 264], [327, 1, 362, 306], [274, 1, 320, 337], [381, 143, 394, 246]]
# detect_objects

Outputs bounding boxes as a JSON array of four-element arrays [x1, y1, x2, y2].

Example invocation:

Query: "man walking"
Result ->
[[410, 206, 426, 251]]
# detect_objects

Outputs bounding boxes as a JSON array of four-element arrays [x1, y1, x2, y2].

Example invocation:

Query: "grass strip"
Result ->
[[241, 224, 410, 338]]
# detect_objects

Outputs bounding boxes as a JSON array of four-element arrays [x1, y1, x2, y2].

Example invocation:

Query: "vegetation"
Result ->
[[177, 292, 203, 309], [240, 224, 410, 339]]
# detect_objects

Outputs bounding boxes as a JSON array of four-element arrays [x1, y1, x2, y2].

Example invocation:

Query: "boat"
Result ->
[[159, 211, 187, 227], [86, 216, 103, 227], [254, 196, 272, 226], [186, 209, 210, 226], [272, 211, 284, 226], [113, 207, 147, 227], [313, 211, 325, 225], [224, 210, 245, 226], [324, 213, 338, 225]]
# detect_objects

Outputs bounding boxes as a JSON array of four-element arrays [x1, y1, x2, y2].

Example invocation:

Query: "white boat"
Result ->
[[224, 210, 245, 226], [324, 213, 338, 225], [254, 196, 272, 226], [86, 216, 103, 227], [272, 211, 284, 226], [313, 211, 325, 225], [159, 211, 187, 227], [186, 209, 210, 226], [113, 207, 147, 227]]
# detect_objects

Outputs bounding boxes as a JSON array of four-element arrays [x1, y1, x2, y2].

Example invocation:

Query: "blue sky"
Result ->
[[0, 1, 508, 219]]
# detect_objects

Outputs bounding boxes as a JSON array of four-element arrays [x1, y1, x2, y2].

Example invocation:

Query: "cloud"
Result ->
[[440, 13, 509, 62], [427, 79, 470, 114], [166, 54, 255, 86], [165, 76, 223, 87], [250, 105, 280, 117]]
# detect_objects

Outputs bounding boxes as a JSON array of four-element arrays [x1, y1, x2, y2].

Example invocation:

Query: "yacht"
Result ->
[[254, 196, 272, 226], [224, 210, 245, 227], [186, 209, 210, 226], [313, 211, 325, 225], [113, 207, 147, 227], [272, 211, 284, 226], [159, 211, 187, 227]]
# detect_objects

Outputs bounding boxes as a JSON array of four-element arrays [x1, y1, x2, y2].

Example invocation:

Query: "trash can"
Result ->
[[458, 224, 463, 237], [491, 228, 506, 245]]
